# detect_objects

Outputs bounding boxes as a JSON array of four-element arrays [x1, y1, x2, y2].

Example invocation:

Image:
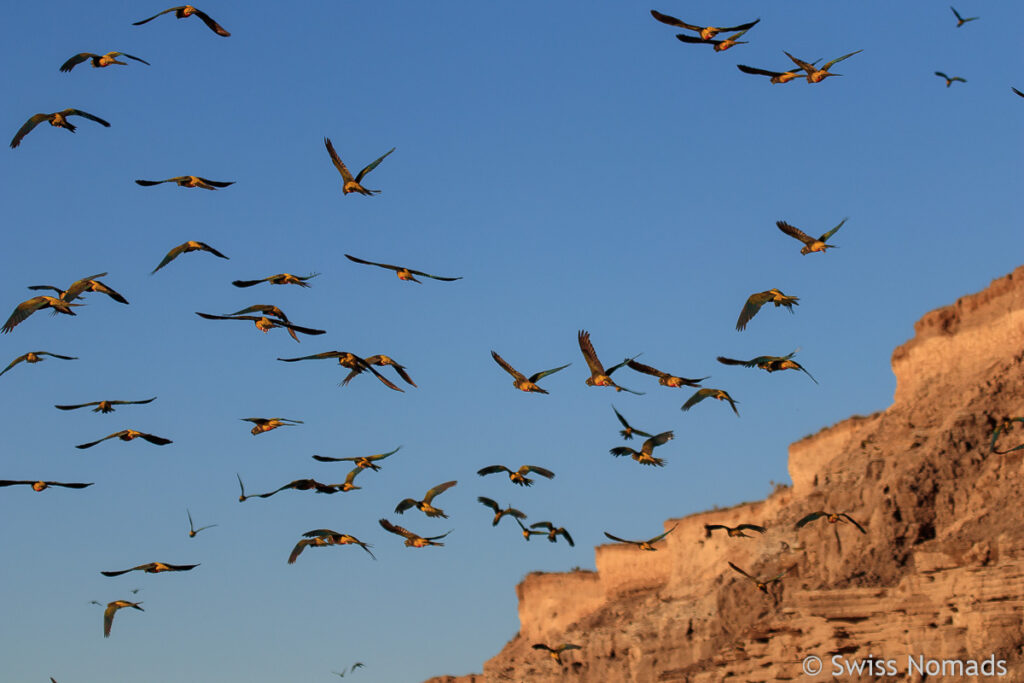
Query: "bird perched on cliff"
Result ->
[[0, 351, 77, 378], [681, 388, 739, 416], [736, 62, 814, 84], [101, 562, 198, 577], [0, 480, 93, 492], [288, 529, 375, 563], [232, 273, 319, 288], [674, 28, 751, 52], [610, 431, 674, 467], [950, 6, 978, 27], [515, 517, 547, 541], [313, 445, 402, 470], [395, 480, 457, 518], [60, 51, 149, 72], [935, 71, 967, 88], [75, 429, 172, 449], [990, 417, 1024, 453], [186, 509, 216, 537], [477, 464, 555, 487], [195, 312, 326, 340], [152, 241, 229, 273], [490, 350, 570, 394], [135, 176, 234, 190], [776, 218, 846, 254], [133, 5, 230, 36], [735, 288, 799, 331], [795, 511, 866, 534], [530, 521, 574, 546], [344, 254, 462, 283], [728, 562, 790, 593], [241, 417, 303, 435], [603, 524, 677, 551], [611, 405, 652, 441], [477, 497, 527, 527], [324, 139, 394, 195], [1, 296, 82, 334], [103, 600, 143, 637], [649, 10, 759, 41], [624, 359, 707, 388], [532, 643, 581, 665], [29, 272, 129, 305], [716, 351, 818, 384], [577, 330, 643, 394], [278, 351, 402, 391], [55, 397, 156, 413], [10, 109, 110, 148], [378, 519, 451, 547], [704, 523, 766, 538], [784, 50, 863, 83]]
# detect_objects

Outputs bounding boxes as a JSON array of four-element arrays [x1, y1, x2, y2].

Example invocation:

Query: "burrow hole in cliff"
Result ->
[[915, 522, 937, 544]]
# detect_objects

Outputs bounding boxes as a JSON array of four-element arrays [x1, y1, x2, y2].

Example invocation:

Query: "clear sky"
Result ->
[[2, 2, 1022, 681]]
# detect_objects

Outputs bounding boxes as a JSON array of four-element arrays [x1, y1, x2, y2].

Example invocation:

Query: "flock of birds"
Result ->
[[6, 3, 1019, 678]]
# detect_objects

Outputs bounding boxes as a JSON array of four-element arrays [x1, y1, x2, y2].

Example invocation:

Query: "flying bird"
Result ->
[[795, 511, 866, 534], [10, 109, 110, 148], [950, 6, 978, 27], [649, 10, 759, 41], [195, 312, 325, 340], [288, 529, 375, 563], [231, 273, 319, 288], [324, 138, 394, 195], [278, 351, 402, 391], [603, 524, 677, 550], [674, 29, 750, 52], [103, 600, 143, 637], [532, 643, 581, 665], [735, 288, 799, 331], [991, 417, 1024, 453], [312, 445, 402, 470], [736, 63, 815, 84], [530, 521, 574, 546], [101, 562, 198, 576], [378, 518, 451, 547], [395, 480, 457, 518], [135, 176, 234, 190], [28, 272, 128, 305], [0, 480, 93, 491], [515, 517, 547, 541], [344, 254, 462, 283], [246, 478, 344, 499], [611, 405, 652, 441], [625, 359, 707, 388], [2, 296, 81, 334], [728, 562, 790, 593], [477, 497, 527, 527], [0, 351, 77, 378], [490, 350, 570, 393], [75, 430, 172, 449], [241, 417, 303, 435], [186, 509, 216, 537], [55, 397, 156, 413], [609, 431, 674, 467], [784, 50, 863, 83], [776, 218, 846, 254], [577, 330, 643, 394], [152, 241, 229, 274], [935, 71, 966, 88], [716, 351, 818, 383], [704, 523, 766, 538], [681, 388, 739, 416], [60, 52, 149, 72], [477, 464, 555, 487], [133, 5, 230, 36]]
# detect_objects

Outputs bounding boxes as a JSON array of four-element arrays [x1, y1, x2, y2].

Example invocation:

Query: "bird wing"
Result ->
[[490, 350, 526, 381], [76, 431, 125, 449], [424, 529, 453, 542], [312, 454, 347, 462], [524, 465, 555, 479], [394, 498, 418, 513], [530, 521, 554, 530], [822, 49, 863, 71], [49, 481, 93, 489], [736, 291, 770, 331], [119, 52, 150, 65], [195, 177, 234, 188], [681, 389, 709, 411], [132, 7, 181, 25], [100, 567, 135, 577], [577, 330, 606, 375], [151, 243, 190, 273], [819, 217, 847, 242], [275, 320, 327, 336], [645, 431, 675, 450], [193, 242, 228, 259], [477, 465, 511, 477], [675, 34, 716, 45], [1013, 87, 1024, 98], [231, 277, 269, 287], [288, 539, 313, 564], [951, 6, 963, 21], [776, 221, 814, 245], [189, 7, 231, 36], [558, 528, 575, 546], [626, 359, 666, 378], [423, 480, 457, 503], [9, 114, 51, 148], [405, 268, 461, 281], [343, 467, 362, 485], [378, 518, 416, 539], [344, 253, 403, 272], [716, 356, 751, 367], [841, 513, 867, 534], [113, 397, 157, 406], [648, 524, 678, 543], [649, 10, 700, 31], [935, 71, 950, 80], [795, 511, 826, 528], [0, 354, 31, 376], [783, 51, 816, 74], [196, 312, 255, 322], [736, 64, 784, 78], [477, 496, 500, 512], [719, 18, 760, 32], [63, 109, 111, 127], [603, 532, 636, 545], [139, 433, 172, 445], [609, 446, 637, 457], [525, 362, 570, 383], [367, 446, 401, 461], [103, 602, 119, 636], [727, 561, 755, 581], [737, 524, 767, 533], [324, 137, 355, 182], [59, 53, 94, 72], [354, 147, 395, 182]]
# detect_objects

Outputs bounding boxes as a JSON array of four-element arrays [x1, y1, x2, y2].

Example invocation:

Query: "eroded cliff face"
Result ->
[[425, 267, 1024, 683]]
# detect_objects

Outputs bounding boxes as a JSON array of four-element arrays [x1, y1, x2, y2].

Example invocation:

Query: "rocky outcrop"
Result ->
[[425, 266, 1024, 683]]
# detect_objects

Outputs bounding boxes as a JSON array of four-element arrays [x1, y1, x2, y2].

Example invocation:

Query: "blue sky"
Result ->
[[2, 2, 1022, 681]]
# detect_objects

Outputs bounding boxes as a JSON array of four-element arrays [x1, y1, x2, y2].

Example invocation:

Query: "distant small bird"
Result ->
[[477, 464, 555, 487], [135, 176, 234, 190], [344, 254, 462, 283], [103, 600, 143, 637], [101, 562, 198, 577], [717, 351, 817, 384], [736, 63, 814, 84], [991, 417, 1024, 453], [0, 480, 93, 492], [10, 109, 110, 148], [795, 511, 866, 534], [681, 388, 739, 416], [186, 509, 216, 537], [603, 524, 677, 550], [1, 296, 81, 333], [278, 351, 402, 391], [324, 138, 394, 195], [289, 529, 375, 563], [152, 241, 229, 274], [346, 354, 417, 388], [231, 273, 319, 288], [133, 5, 230, 36], [532, 643, 581, 665], [735, 288, 799, 331], [378, 519, 451, 547], [395, 480, 457, 518], [950, 6, 978, 27], [490, 350, 570, 394], [28, 272, 128, 305], [530, 521, 574, 546], [649, 10, 759, 41], [241, 417, 303, 435], [784, 50, 863, 83], [625, 359, 707, 388], [60, 51, 149, 72], [515, 517, 547, 541], [331, 662, 366, 677], [728, 561, 789, 593], [611, 405, 652, 441], [674, 28, 750, 52], [477, 497, 527, 527], [75, 429, 172, 449], [0, 351, 77, 378], [577, 330, 643, 394], [610, 431, 674, 467], [313, 445, 402, 470], [704, 523, 766, 538], [935, 71, 966, 87], [776, 218, 846, 254], [55, 397, 156, 413], [195, 312, 325, 340]]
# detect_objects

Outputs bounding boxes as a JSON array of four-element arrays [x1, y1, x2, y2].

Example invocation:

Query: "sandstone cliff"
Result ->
[[425, 266, 1024, 683]]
